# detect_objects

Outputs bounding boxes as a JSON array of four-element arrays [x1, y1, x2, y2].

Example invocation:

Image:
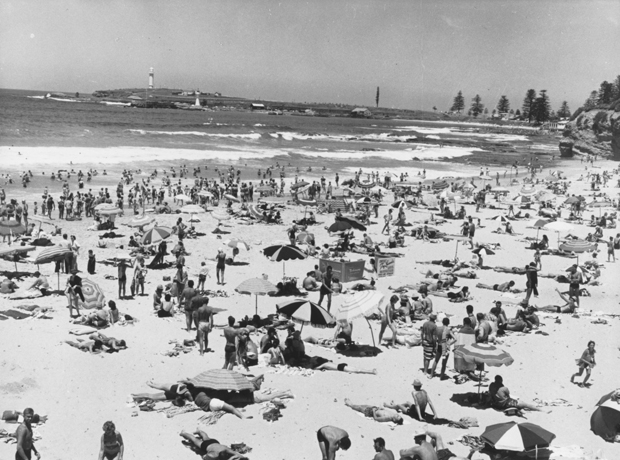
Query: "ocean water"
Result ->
[[0, 88, 558, 180]]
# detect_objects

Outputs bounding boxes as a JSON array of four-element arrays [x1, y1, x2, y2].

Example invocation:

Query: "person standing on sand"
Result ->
[[378, 295, 398, 347], [222, 316, 238, 370], [15, 408, 40, 460], [571, 340, 596, 387], [116, 259, 129, 298], [317, 426, 350, 460], [421, 314, 437, 377], [216, 248, 226, 285], [384, 379, 438, 422]]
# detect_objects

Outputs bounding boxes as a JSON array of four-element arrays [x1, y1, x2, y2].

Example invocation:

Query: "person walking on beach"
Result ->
[[15, 408, 40, 460], [378, 295, 398, 347], [216, 248, 226, 285], [318, 265, 334, 312], [571, 340, 596, 387], [382, 209, 393, 234], [317, 426, 350, 460]]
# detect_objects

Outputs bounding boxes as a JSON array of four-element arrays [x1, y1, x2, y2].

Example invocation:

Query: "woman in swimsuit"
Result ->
[[179, 429, 248, 459], [571, 340, 596, 387], [98, 421, 123, 460]]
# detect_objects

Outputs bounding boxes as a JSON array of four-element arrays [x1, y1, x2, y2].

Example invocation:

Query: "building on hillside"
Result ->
[[351, 107, 372, 118], [251, 103, 266, 111]]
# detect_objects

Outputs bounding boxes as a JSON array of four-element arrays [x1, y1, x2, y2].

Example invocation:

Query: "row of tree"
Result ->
[[449, 90, 570, 123], [581, 75, 620, 110]]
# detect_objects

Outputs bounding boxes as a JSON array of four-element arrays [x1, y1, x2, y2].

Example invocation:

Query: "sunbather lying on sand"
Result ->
[[476, 281, 523, 293], [88, 332, 127, 352], [64, 338, 104, 354], [537, 288, 579, 314], [431, 286, 471, 302], [131, 381, 193, 405], [315, 362, 377, 374], [180, 429, 248, 460], [344, 398, 403, 424]]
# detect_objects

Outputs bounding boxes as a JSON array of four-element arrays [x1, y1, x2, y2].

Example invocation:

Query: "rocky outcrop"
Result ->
[[561, 108, 620, 160]]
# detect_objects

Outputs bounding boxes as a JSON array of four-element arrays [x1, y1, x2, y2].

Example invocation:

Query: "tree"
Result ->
[[557, 101, 571, 119], [492, 109, 497, 117], [597, 81, 614, 105], [376, 87, 380, 108], [470, 94, 484, 117], [450, 91, 465, 113], [612, 75, 620, 100], [496, 95, 510, 114], [515, 108, 521, 118], [522, 89, 536, 122], [532, 89, 551, 124], [509, 109, 515, 115], [467, 108, 472, 116], [583, 90, 598, 110]]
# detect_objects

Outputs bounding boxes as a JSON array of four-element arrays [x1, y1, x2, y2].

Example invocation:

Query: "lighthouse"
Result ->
[[148, 67, 154, 89]]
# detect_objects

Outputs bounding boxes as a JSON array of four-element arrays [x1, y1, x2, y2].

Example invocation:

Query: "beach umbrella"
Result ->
[[263, 244, 307, 277], [356, 196, 380, 205], [185, 369, 255, 392], [197, 190, 214, 198], [528, 218, 550, 241], [248, 204, 264, 220], [224, 238, 250, 251], [558, 240, 596, 254], [587, 200, 612, 209], [490, 187, 510, 193], [79, 278, 105, 310], [337, 216, 367, 231], [98, 207, 122, 216], [296, 198, 318, 206], [544, 221, 574, 245], [295, 231, 315, 245], [210, 211, 231, 221], [453, 343, 514, 396], [336, 290, 385, 347], [126, 215, 156, 228], [328, 220, 353, 233], [481, 421, 556, 452], [93, 202, 117, 211], [519, 185, 539, 196], [276, 299, 336, 331], [432, 180, 450, 191], [141, 226, 172, 245], [563, 196, 582, 205], [235, 277, 277, 315], [181, 204, 205, 214], [33, 246, 73, 289], [0, 220, 27, 236], [0, 246, 35, 271], [224, 194, 240, 203], [175, 194, 192, 203], [472, 247, 495, 256], [591, 390, 620, 439], [491, 215, 509, 223], [357, 181, 376, 189], [391, 199, 412, 209], [291, 181, 309, 190]]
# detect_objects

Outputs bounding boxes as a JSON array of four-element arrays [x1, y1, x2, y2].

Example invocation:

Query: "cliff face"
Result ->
[[560, 108, 620, 160]]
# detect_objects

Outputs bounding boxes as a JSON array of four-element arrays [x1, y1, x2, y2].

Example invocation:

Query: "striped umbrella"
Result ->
[[211, 211, 231, 221], [34, 247, 72, 265], [587, 200, 613, 208], [98, 207, 122, 216], [263, 244, 307, 277], [248, 204, 264, 220], [126, 215, 156, 228], [141, 226, 172, 245], [591, 390, 620, 439], [519, 186, 539, 197], [295, 231, 315, 245], [225, 238, 250, 251], [453, 343, 513, 395], [93, 202, 117, 211], [296, 198, 317, 206], [358, 181, 376, 189], [276, 299, 336, 331], [0, 220, 27, 236], [481, 422, 555, 452], [184, 369, 255, 392], [559, 240, 596, 254], [0, 246, 36, 271], [235, 277, 278, 314], [336, 290, 385, 346], [79, 278, 105, 310]]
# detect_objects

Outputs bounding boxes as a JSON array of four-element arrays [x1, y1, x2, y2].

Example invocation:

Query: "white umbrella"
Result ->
[[175, 194, 193, 203], [336, 291, 385, 347]]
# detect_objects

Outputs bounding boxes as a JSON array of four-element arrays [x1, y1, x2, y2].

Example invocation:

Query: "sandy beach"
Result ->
[[1, 152, 619, 460]]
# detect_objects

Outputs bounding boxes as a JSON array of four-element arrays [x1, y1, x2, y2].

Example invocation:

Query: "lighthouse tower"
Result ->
[[148, 68, 154, 89]]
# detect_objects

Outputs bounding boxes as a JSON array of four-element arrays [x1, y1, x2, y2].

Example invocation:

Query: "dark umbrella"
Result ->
[[328, 220, 353, 233], [184, 369, 255, 391], [263, 244, 307, 277], [472, 247, 495, 256], [336, 216, 366, 231], [591, 390, 620, 440]]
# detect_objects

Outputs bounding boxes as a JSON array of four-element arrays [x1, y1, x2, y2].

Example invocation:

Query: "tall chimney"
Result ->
[[149, 67, 154, 89]]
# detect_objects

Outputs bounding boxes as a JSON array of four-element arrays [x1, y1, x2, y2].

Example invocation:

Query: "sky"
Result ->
[[1, 0, 619, 112]]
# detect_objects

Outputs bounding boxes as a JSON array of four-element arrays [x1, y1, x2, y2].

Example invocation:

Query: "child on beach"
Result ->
[[87, 249, 96, 275], [571, 341, 596, 387], [197, 261, 210, 291]]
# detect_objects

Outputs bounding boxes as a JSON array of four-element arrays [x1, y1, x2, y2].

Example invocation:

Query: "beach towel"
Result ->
[[0, 310, 31, 320], [160, 403, 201, 419], [197, 410, 226, 425], [69, 326, 98, 335]]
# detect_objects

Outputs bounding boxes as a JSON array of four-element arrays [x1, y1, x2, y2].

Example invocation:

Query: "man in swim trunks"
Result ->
[[15, 408, 40, 460], [421, 314, 438, 377], [179, 429, 248, 460], [317, 426, 351, 460], [192, 391, 250, 419], [344, 398, 403, 424], [131, 381, 191, 404], [372, 437, 395, 460], [400, 429, 466, 460], [384, 379, 438, 421], [222, 316, 238, 370], [194, 300, 214, 355]]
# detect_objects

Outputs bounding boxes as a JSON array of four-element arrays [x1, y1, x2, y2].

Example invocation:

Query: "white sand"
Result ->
[[1, 158, 619, 460]]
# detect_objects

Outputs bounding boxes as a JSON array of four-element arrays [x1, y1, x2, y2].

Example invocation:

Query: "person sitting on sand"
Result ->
[[344, 398, 403, 424], [317, 426, 351, 460], [538, 288, 578, 314], [384, 379, 438, 421], [98, 421, 123, 460], [28, 271, 50, 296], [498, 310, 533, 333], [131, 381, 193, 405], [400, 429, 470, 460], [0, 277, 18, 294], [64, 338, 104, 354], [179, 429, 248, 460], [76, 303, 110, 328], [302, 271, 320, 291], [259, 327, 285, 365], [315, 361, 377, 374], [488, 375, 550, 413]]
